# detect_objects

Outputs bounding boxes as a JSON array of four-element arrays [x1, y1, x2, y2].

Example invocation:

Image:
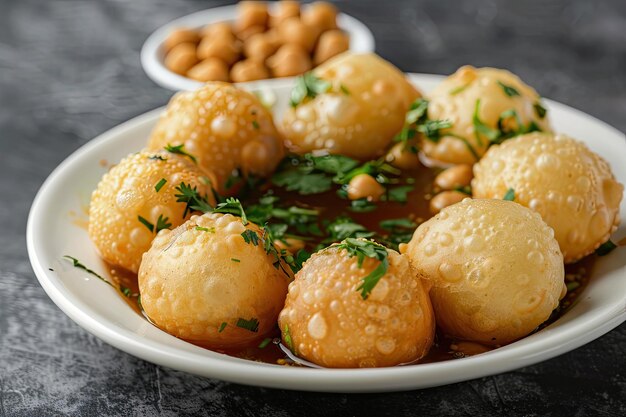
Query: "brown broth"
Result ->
[[104, 161, 596, 368]]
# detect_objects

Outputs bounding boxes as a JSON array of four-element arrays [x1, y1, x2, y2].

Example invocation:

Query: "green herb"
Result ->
[[503, 188, 515, 201], [379, 218, 417, 230], [449, 84, 469, 95], [231, 258, 241, 263], [258, 338, 272, 349], [334, 238, 389, 300], [566, 281, 580, 292], [121, 286, 132, 297], [418, 119, 453, 143], [534, 102, 547, 119], [148, 155, 167, 161], [290, 72, 331, 107], [378, 218, 417, 249], [218, 322, 227, 333], [290, 249, 311, 274], [175, 182, 213, 217], [272, 170, 332, 195], [164, 143, 197, 164], [252, 120, 260, 130], [454, 185, 472, 195], [326, 217, 375, 242], [473, 99, 500, 145], [236, 317, 259, 332], [195, 226, 215, 232], [154, 178, 167, 192], [405, 98, 429, 125], [305, 154, 359, 175], [155, 214, 172, 232], [241, 229, 260, 246], [596, 240, 617, 256], [350, 198, 377, 213], [340, 83, 350, 95], [497, 80, 520, 97], [213, 198, 248, 225], [137, 215, 154, 233], [387, 185, 414, 203], [283, 324, 295, 353], [63, 256, 113, 288]]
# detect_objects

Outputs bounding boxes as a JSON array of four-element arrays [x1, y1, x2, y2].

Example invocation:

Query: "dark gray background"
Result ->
[[1, 0, 625, 415]]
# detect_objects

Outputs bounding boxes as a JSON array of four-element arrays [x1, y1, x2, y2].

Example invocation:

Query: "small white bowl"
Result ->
[[141, 4, 376, 91]]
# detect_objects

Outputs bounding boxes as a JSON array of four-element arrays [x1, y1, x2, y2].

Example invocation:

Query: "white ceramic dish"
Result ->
[[141, 4, 375, 91], [27, 74, 626, 393]]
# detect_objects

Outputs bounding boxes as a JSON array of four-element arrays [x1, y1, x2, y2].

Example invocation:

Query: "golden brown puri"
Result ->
[[423, 66, 551, 165], [281, 53, 421, 160], [139, 213, 292, 348], [88, 150, 215, 274], [405, 199, 565, 346], [278, 244, 435, 368], [147, 82, 285, 194], [472, 132, 623, 262]]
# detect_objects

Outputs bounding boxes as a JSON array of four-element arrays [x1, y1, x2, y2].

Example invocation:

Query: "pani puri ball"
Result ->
[[147, 82, 285, 194], [404, 198, 565, 346], [278, 241, 435, 368], [139, 213, 292, 348], [423, 65, 551, 164], [88, 150, 215, 273], [472, 132, 623, 262], [281, 53, 421, 160]]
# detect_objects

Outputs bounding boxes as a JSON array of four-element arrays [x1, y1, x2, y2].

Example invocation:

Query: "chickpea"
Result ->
[[164, 43, 198, 75], [267, 44, 312, 77], [201, 22, 234, 39], [197, 36, 241, 65], [274, 237, 306, 253], [163, 28, 200, 53], [302, 1, 338, 32], [230, 59, 270, 82], [235, 1, 269, 33], [244, 33, 279, 61], [313, 29, 350, 65], [236, 25, 266, 41], [270, 0, 300, 27], [434, 164, 473, 191], [347, 174, 385, 202], [385, 142, 420, 170], [187, 58, 230, 82], [277, 17, 320, 52], [429, 191, 468, 214]]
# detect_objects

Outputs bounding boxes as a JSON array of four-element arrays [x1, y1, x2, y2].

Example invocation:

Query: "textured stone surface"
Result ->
[[1, 0, 624, 415]]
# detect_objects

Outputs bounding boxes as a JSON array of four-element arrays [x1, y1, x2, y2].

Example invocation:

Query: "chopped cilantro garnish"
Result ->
[[231, 258, 241, 263], [503, 188, 515, 201], [195, 226, 215, 232], [290, 249, 311, 274], [137, 215, 154, 233], [325, 217, 375, 242], [340, 83, 350, 95], [148, 155, 167, 161], [387, 185, 414, 203], [164, 143, 197, 164], [258, 338, 272, 349], [350, 198, 377, 213], [241, 229, 260, 246], [272, 170, 332, 195], [418, 119, 453, 143], [252, 120, 260, 130], [334, 238, 389, 300], [379, 218, 417, 230], [566, 281, 580, 292], [154, 178, 167, 192], [283, 324, 295, 353], [121, 286, 132, 297], [290, 72, 331, 107], [213, 198, 248, 225], [155, 214, 172, 232], [449, 84, 469, 95], [63, 256, 112, 288], [175, 182, 213, 217], [472, 99, 500, 145], [218, 322, 227, 333], [595, 240, 617, 256], [534, 102, 547, 119], [236, 317, 259, 332], [497, 80, 520, 97]]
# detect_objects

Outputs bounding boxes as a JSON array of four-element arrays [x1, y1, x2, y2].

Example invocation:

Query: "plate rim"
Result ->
[[27, 73, 626, 393]]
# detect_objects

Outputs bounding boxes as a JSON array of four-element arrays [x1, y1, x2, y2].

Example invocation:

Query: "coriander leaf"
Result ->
[[290, 249, 311, 274], [175, 182, 213, 217], [63, 256, 113, 288], [449, 84, 469, 95], [213, 197, 248, 225], [340, 84, 350, 95], [418, 119, 453, 143], [195, 226, 214, 232], [305, 154, 359, 175], [138, 215, 154, 233], [534, 102, 547, 119], [405, 98, 429, 125], [164, 143, 197, 164], [218, 322, 227, 333], [333, 238, 389, 300], [387, 185, 414, 203], [236, 317, 259, 332], [473, 99, 500, 145], [155, 178, 167, 192], [231, 258, 241, 263], [497, 80, 521, 97], [272, 170, 332, 195], [148, 155, 167, 161], [326, 217, 375, 242], [379, 218, 417, 231], [503, 188, 515, 201], [258, 338, 272, 349], [241, 229, 260, 246], [155, 214, 172, 232], [349, 198, 377, 213], [290, 72, 331, 107], [252, 120, 260, 130], [596, 240, 617, 256], [283, 324, 295, 353]]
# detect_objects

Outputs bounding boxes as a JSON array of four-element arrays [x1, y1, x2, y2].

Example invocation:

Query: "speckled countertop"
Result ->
[[1, 0, 624, 415]]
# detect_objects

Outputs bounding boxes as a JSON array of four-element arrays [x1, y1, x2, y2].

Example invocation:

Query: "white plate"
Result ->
[[141, 4, 375, 91], [27, 74, 626, 393]]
